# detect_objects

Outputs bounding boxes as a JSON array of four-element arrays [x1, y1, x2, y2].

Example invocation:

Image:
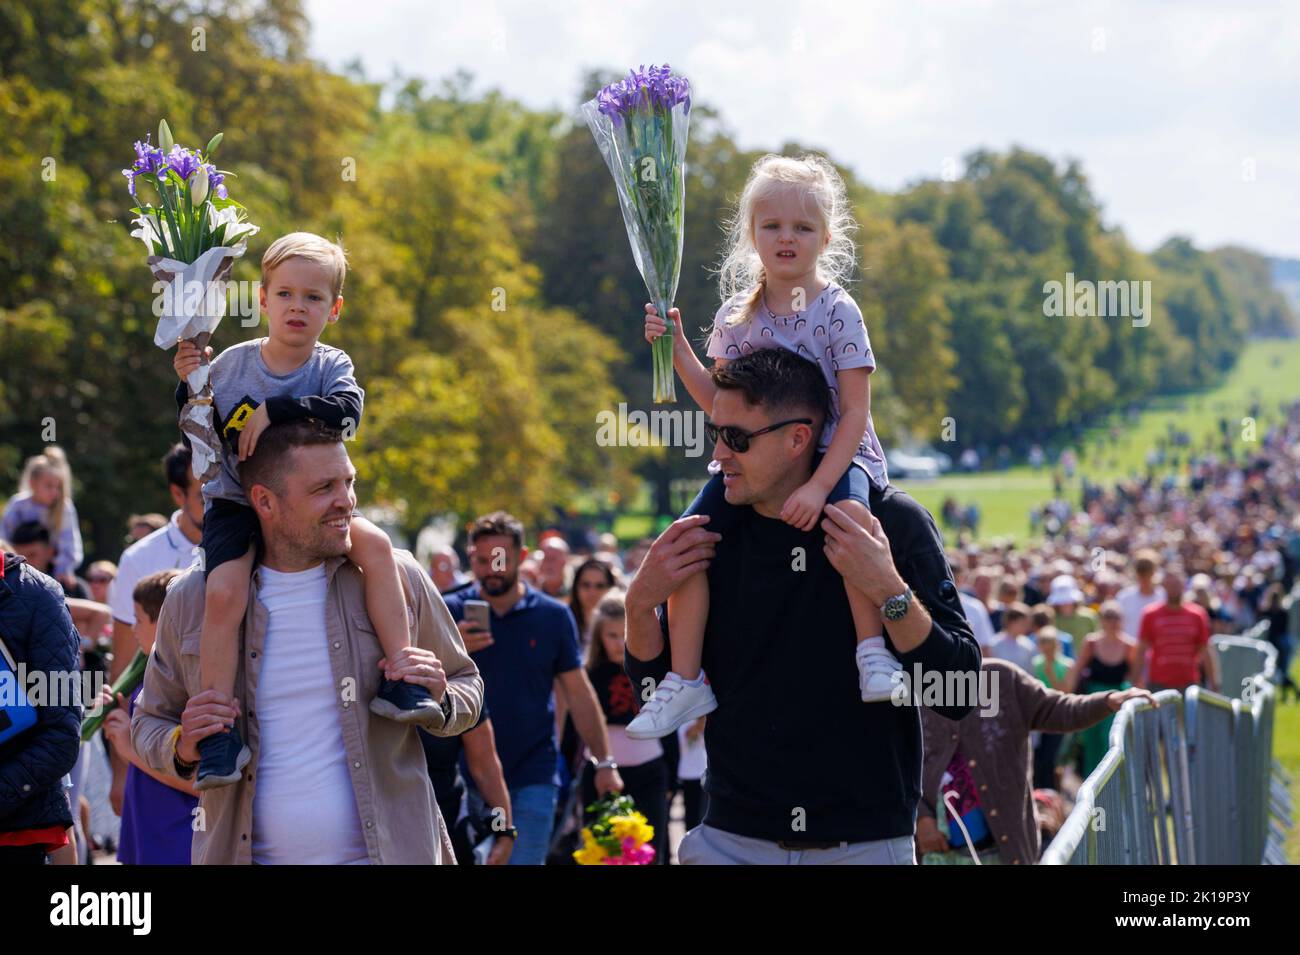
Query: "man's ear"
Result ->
[[169, 483, 186, 509], [247, 483, 274, 520]]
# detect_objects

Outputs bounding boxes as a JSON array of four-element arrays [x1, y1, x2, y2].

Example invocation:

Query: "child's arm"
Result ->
[[781, 367, 871, 530], [104, 708, 198, 797], [646, 305, 722, 412], [265, 349, 364, 429], [814, 366, 870, 493], [52, 500, 83, 580], [240, 353, 364, 460]]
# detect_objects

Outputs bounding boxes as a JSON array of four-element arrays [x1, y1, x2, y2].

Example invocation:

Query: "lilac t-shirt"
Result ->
[[117, 685, 198, 865], [704, 283, 889, 489]]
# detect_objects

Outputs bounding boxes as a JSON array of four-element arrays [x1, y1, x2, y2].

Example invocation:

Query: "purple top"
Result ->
[[2, 493, 83, 578], [705, 283, 889, 489], [117, 685, 198, 865]]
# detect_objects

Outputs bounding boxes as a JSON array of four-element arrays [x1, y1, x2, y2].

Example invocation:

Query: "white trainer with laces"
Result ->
[[625, 671, 718, 740], [857, 639, 902, 702]]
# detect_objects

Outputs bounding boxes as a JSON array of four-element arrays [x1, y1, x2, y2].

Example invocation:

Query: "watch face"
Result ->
[[884, 592, 909, 621]]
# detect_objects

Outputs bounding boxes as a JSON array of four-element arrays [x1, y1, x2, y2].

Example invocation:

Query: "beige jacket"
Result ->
[[131, 549, 482, 864]]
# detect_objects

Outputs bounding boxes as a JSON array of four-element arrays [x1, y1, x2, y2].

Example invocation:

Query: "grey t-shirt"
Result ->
[[204, 338, 364, 506]]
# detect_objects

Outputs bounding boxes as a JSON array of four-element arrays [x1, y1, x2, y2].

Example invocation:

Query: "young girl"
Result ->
[[627, 153, 898, 740], [2, 446, 83, 590], [582, 592, 668, 864]]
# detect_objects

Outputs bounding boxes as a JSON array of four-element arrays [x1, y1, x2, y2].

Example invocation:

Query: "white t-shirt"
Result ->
[[989, 633, 1037, 674], [107, 511, 199, 626], [1116, 585, 1166, 638], [959, 591, 996, 648], [251, 563, 368, 865]]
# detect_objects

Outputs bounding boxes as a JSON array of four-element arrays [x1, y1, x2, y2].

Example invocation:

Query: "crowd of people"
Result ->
[[0, 159, 1295, 868], [1, 397, 1297, 865]]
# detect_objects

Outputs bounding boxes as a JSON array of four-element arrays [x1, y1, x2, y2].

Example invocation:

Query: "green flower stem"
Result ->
[[652, 297, 677, 403]]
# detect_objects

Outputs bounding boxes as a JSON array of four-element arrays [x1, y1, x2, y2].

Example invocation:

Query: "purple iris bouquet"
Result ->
[[124, 120, 259, 482], [582, 65, 691, 403]]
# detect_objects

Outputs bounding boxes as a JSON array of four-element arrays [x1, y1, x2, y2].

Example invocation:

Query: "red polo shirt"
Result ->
[[1139, 601, 1210, 688]]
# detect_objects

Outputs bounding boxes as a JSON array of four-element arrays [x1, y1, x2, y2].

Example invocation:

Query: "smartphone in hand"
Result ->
[[464, 600, 491, 634]]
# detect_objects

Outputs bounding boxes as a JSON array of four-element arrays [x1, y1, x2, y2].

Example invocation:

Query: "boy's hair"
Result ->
[[127, 513, 167, 534], [1133, 548, 1159, 577], [87, 560, 118, 580], [1030, 603, 1056, 630], [239, 418, 344, 499], [261, 232, 348, 301], [717, 153, 858, 326], [710, 349, 830, 432], [133, 569, 180, 623], [1003, 602, 1031, 626], [10, 520, 50, 547], [163, 442, 192, 492], [468, 511, 525, 549]]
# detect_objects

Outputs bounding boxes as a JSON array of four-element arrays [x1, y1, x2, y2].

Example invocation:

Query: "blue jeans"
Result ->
[[504, 784, 558, 866]]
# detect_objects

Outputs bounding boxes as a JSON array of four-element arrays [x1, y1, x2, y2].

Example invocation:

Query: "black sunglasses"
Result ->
[[705, 418, 813, 454]]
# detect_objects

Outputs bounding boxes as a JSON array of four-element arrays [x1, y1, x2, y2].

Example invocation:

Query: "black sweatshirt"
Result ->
[[625, 482, 982, 844]]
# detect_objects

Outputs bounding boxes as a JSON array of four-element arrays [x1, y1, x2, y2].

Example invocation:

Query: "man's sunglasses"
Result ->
[[705, 418, 813, 454]]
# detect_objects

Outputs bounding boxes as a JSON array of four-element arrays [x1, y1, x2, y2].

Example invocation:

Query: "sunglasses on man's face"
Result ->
[[705, 418, 813, 454]]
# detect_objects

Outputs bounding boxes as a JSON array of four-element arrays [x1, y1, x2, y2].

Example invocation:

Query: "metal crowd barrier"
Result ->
[[1041, 623, 1291, 864]]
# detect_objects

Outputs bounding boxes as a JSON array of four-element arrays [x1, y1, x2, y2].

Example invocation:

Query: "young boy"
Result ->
[[100, 569, 198, 864], [172, 232, 438, 791]]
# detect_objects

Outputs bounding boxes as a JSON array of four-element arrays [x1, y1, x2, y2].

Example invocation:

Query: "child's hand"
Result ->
[[103, 694, 131, 753], [644, 303, 679, 344], [174, 339, 213, 383], [780, 481, 829, 532], [236, 403, 272, 461]]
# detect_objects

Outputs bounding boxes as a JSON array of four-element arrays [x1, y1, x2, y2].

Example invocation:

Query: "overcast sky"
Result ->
[[305, 0, 1300, 259]]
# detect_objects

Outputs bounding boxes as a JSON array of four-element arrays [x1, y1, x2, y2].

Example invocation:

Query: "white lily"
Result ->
[[189, 169, 209, 205]]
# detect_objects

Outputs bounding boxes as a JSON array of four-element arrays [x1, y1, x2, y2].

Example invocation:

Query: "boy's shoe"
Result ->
[[625, 671, 718, 740], [195, 726, 252, 792], [857, 639, 903, 702], [369, 678, 444, 729]]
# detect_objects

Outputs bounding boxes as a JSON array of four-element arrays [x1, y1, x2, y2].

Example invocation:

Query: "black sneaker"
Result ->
[[370, 678, 443, 728], [195, 726, 252, 792]]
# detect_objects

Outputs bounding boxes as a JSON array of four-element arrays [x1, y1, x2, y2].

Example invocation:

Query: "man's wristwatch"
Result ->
[[438, 692, 453, 722], [591, 756, 619, 772], [881, 585, 914, 622], [498, 825, 519, 841]]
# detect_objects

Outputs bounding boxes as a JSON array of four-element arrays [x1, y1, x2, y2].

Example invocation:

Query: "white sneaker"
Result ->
[[625, 671, 718, 739], [857, 640, 902, 702]]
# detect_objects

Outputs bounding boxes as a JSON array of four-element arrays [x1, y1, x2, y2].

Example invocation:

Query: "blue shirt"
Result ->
[[443, 583, 581, 789]]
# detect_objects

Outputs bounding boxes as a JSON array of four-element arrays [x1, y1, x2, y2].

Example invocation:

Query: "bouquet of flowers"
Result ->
[[124, 120, 259, 482], [572, 793, 657, 865], [582, 64, 691, 404]]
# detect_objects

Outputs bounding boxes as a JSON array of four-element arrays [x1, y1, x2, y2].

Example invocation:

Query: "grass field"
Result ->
[[1275, 671, 1300, 863], [902, 338, 1300, 543]]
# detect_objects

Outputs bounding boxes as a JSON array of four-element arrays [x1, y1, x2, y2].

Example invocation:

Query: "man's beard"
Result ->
[[480, 570, 518, 597], [281, 512, 352, 562]]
